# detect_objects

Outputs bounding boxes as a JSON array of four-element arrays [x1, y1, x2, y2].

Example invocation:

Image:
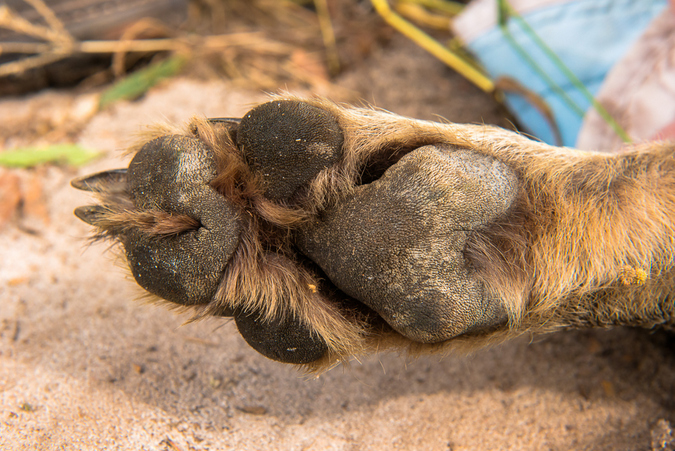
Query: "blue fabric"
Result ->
[[466, 0, 667, 146]]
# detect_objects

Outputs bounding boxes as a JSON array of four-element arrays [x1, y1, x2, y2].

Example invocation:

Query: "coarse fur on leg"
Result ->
[[73, 95, 675, 372]]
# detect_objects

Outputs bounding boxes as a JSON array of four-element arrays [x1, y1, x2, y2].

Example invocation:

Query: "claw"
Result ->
[[71, 169, 127, 193], [73, 205, 109, 226], [207, 117, 241, 125]]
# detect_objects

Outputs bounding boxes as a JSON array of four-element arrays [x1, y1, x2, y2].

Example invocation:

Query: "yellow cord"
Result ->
[[371, 0, 494, 93]]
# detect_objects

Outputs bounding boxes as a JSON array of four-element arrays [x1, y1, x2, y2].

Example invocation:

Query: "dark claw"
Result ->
[[73, 205, 108, 226], [207, 117, 241, 125], [71, 169, 127, 193]]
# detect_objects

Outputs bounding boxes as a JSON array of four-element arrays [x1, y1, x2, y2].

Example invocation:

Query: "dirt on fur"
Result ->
[[1, 36, 674, 451]]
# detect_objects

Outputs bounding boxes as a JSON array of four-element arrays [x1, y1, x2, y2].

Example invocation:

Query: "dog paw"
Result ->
[[73, 98, 528, 367]]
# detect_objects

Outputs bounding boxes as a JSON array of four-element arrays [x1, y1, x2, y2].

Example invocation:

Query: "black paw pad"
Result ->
[[124, 135, 242, 305], [235, 310, 328, 364], [298, 146, 517, 343], [237, 100, 344, 201]]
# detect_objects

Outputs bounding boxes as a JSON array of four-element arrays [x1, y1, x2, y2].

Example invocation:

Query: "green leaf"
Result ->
[[0, 144, 101, 168], [99, 55, 188, 109]]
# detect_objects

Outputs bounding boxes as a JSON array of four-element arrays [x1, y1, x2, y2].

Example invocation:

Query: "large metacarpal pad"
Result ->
[[298, 145, 519, 343], [124, 136, 242, 306]]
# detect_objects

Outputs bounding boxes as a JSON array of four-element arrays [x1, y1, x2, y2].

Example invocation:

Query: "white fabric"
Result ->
[[576, 9, 675, 151], [452, 0, 578, 43]]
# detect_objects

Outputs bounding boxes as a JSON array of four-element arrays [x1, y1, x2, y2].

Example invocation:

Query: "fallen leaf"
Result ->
[[0, 144, 100, 168], [99, 55, 187, 108]]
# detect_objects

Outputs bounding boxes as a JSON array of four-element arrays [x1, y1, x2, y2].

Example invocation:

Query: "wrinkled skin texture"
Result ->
[[73, 98, 675, 371], [297, 146, 516, 343]]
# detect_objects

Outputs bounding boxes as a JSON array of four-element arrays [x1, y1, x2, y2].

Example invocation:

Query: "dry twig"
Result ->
[[0, 0, 365, 95]]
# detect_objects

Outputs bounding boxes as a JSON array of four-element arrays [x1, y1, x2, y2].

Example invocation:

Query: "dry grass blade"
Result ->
[[395, 1, 452, 30], [0, 5, 64, 43], [370, 0, 494, 93], [0, 41, 51, 53], [313, 0, 340, 75], [0, 33, 279, 77], [0, 0, 373, 95], [0, 51, 65, 77], [99, 55, 187, 108], [111, 18, 175, 78], [0, 1, 75, 76], [22, 0, 71, 41]]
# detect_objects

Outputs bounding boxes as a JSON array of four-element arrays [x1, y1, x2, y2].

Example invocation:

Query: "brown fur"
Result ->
[[83, 95, 675, 372]]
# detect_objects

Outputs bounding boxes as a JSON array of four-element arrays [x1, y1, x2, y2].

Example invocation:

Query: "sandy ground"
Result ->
[[1, 38, 675, 451]]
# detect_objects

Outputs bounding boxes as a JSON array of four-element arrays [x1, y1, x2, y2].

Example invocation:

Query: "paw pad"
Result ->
[[237, 100, 344, 201]]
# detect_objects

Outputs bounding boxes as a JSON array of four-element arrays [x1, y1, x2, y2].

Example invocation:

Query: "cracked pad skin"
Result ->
[[297, 146, 518, 342]]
